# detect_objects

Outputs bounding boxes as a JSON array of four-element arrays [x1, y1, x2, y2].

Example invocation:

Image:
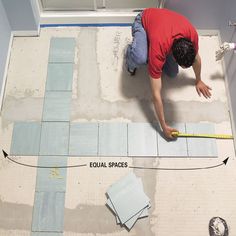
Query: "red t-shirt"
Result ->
[[142, 8, 199, 78]]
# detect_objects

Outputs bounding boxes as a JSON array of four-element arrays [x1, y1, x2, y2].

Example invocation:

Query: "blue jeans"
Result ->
[[126, 12, 179, 78]]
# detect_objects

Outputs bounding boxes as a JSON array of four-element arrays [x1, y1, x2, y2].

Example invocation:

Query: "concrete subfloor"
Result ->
[[0, 27, 235, 235]]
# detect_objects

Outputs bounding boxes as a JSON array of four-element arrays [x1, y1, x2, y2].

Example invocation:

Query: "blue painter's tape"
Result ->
[[40, 23, 132, 28]]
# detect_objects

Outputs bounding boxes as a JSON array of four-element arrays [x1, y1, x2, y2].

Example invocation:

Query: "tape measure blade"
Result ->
[[176, 133, 233, 139]]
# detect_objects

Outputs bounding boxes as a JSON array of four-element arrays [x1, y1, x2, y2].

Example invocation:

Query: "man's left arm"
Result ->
[[192, 53, 212, 98]]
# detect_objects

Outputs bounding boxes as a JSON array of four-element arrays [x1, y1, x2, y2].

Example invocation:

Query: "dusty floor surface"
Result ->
[[0, 27, 235, 235]]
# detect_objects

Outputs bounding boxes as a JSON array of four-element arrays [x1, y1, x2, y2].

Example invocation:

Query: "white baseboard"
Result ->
[[40, 11, 138, 25], [0, 33, 14, 112], [12, 26, 40, 37], [197, 29, 219, 36]]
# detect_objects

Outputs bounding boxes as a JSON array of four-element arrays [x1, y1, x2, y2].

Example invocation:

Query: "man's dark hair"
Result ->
[[172, 38, 196, 68]]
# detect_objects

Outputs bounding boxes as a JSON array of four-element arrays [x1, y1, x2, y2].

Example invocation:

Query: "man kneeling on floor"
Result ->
[[125, 8, 212, 139]]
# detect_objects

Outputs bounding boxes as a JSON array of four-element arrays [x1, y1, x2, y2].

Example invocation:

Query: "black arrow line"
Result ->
[[2, 150, 87, 169], [129, 157, 229, 171], [2, 150, 229, 171]]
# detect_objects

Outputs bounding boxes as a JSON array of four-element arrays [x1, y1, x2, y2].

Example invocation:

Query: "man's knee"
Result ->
[[163, 67, 179, 78]]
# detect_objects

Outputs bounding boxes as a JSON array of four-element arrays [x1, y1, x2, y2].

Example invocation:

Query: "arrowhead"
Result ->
[[2, 150, 8, 158], [223, 157, 229, 165]]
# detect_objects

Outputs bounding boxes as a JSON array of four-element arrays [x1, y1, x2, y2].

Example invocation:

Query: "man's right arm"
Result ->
[[149, 76, 178, 139]]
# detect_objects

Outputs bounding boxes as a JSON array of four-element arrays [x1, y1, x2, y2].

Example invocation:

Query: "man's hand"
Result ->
[[195, 80, 212, 98], [192, 53, 212, 99], [163, 125, 179, 139]]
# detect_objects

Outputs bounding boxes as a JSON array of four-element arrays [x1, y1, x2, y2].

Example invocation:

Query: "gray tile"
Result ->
[[36, 156, 67, 192], [106, 198, 120, 223], [186, 123, 218, 157], [46, 64, 74, 91], [109, 179, 149, 224], [139, 207, 149, 218], [42, 91, 71, 122], [107, 172, 137, 198], [98, 123, 128, 156], [107, 173, 137, 225], [107, 197, 148, 229], [107, 174, 150, 228], [39, 122, 69, 156], [107, 173, 149, 227], [69, 123, 98, 156], [124, 207, 148, 230], [128, 123, 157, 156], [157, 123, 188, 157], [32, 191, 65, 232], [49, 38, 76, 63], [31, 233, 63, 236], [10, 122, 41, 156]]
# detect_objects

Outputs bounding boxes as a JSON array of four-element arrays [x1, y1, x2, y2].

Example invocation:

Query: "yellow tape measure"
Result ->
[[171, 132, 233, 139]]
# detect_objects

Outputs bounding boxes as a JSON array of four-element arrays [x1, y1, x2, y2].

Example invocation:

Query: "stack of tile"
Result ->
[[106, 172, 150, 230]]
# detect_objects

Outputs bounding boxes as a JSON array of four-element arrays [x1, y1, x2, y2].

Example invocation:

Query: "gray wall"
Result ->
[[0, 0, 11, 100], [165, 0, 223, 30], [1, 0, 38, 31]]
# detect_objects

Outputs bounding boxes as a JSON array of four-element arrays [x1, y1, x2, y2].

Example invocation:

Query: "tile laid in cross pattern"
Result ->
[[39, 122, 70, 156], [10, 122, 41, 156], [186, 123, 218, 157], [46, 64, 74, 91], [128, 123, 158, 157], [157, 123, 188, 157], [48, 37, 76, 63], [42, 91, 71, 122], [98, 123, 128, 156], [69, 123, 98, 156], [32, 191, 65, 232], [36, 156, 68, 192]]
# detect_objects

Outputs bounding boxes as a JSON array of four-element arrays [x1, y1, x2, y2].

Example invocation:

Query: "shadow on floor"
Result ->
[[120, 64, 157, 130], [210, 72, 225, 81], [120, 64, 196, 132]]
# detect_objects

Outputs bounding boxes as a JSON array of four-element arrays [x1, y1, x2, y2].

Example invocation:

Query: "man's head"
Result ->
[[172, 38, 196, 68]]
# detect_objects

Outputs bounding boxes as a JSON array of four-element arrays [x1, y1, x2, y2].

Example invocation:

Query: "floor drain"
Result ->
[[209, 217, 229, 236]]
